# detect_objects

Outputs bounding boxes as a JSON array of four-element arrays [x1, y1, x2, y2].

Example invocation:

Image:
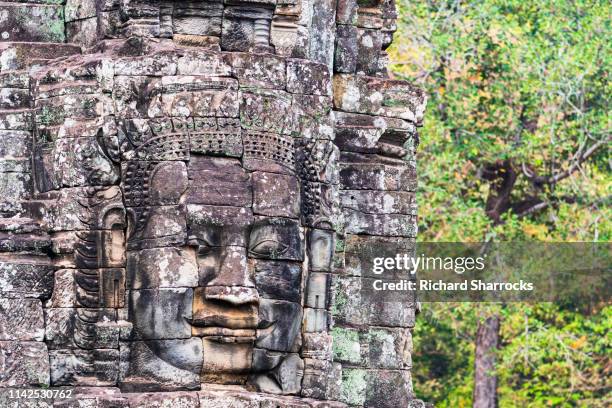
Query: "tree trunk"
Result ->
[[482, 160, 517, 224], [473, 315, 500, 408]]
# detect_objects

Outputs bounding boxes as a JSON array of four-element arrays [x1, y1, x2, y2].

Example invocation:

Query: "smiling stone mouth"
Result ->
[[194, 327, 256, 343], [185, 317, 276, 343]]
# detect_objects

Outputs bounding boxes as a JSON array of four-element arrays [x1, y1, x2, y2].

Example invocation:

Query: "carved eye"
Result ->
[[249, 239, 288, 257]]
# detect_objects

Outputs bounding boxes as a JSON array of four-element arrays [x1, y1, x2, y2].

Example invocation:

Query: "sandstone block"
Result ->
[[46, 269, 76, 308], [364, 369, 414, 408], [0, 261, 54, 299], [333, 75, 427, 124], [287, 59, 331, 95], [0, 4, 64, 42], [120, 340, 202, 392], [0, 298, 45, 341], [0, 341, 50, 387], [127, 247, 198, 289], [230, 53, 287, 90], [50, 349, 119, 386], [307, 230, 335, 272], [252, 172, 300, 218], [253, 260, 302, 303], [127, 391, 199, 408], [187, 156, 252, 207], [256, 299, 302, 352], [128, 288, 193, 340], [249, 217, 304, 262]]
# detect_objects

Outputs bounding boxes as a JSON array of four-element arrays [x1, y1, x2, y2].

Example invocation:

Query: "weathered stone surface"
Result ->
[[365, 328, 412, 370], [0, 4, 65, 43], [339, 160, 417, 192], [301, 358, 341, 401], [240, 89, 293, 134], [196, 246, 252, 289], [340, 190, 416, 215], [0, 298, 45, 341], [0, 171, 30, 214], [331, 326, 362, 366], [364, 369, 414, 408], [187, 204, 253, 247], [66, 17, 99, 47], [331, 326, 412, 370], [192, 288, 257, 330], [308, 0, 336, 67], [202, 337, 253, 378], [177, 51, 232, 76], [307, 230, 334, 272], [0, 43, 80, 71], [50, 349, 118, 386], [46, 269, 76, 308], [114, 53, 178, 76], [34, 136, 119, 192], [127, 391, 199, 408], [333, 75, 427, 124], [45, 308, 120, 350], [334, 25, 358, 73], [0, 0, 427, 404], [252, 172, 300, 218], [343, 234, 415, 279], [256, 299, 302, 352], [253, 260, 302, 303], [287, 59, 331, 95], [249, 217, 304, 261], [0, 260, 54, 299], [148, 161, 189, 206], [121, 339, 202, 392], [302, 332, 333, 361], [343, 211, 417, 237], [0, 130, 31, 157], [250, 352, 304, 395], [128, 288, 193, 340], [187, 157, 252, 207], [0, 109, 33, 130], [198, 389, 260, 408], [127, 247, 198, 289], [302, 308, 328, 333], [0, 86, 32, 109], [338, 368, 367, 406], [230, 53, 287, 90], [0, 341, 50, 387], [65, 0, 98, 22], [127, 205, 187, 250], [331, 276, 365, 326], [53, 387, 128, 408], [26, 187, 125, 233]]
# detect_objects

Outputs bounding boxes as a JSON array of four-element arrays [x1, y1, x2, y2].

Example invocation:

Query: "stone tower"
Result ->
[[0, 1, 427, 407]]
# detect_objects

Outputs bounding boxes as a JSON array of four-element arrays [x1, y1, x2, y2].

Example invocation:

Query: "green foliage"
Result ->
[[389, 0, 611, 405], [390, 0, 611, 242]]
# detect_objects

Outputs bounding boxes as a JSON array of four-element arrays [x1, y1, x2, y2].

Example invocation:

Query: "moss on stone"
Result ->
[[331, 327, 361, 364], [339, 368, 367, 406]]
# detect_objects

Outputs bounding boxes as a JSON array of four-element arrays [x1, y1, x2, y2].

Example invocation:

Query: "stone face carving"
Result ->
[[0, 0, 428, 407]]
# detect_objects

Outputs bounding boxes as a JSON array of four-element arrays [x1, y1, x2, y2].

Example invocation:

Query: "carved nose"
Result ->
[[203, 246, 258, 305], [204, 286, 259, 305]]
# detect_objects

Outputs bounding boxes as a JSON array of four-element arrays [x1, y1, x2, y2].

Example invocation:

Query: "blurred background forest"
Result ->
[[388, 0, 611, 406]]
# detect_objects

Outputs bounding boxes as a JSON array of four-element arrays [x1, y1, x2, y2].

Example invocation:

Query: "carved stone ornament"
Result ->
[[0, 0, 429, 407]]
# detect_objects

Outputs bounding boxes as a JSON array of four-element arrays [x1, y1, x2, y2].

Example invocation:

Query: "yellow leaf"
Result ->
[[522, 224, 548, 238], [570, 336, 587, 350]]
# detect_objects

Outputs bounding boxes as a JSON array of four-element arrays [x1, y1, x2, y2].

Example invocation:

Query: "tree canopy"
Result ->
[[389, 0, 611, 406]]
